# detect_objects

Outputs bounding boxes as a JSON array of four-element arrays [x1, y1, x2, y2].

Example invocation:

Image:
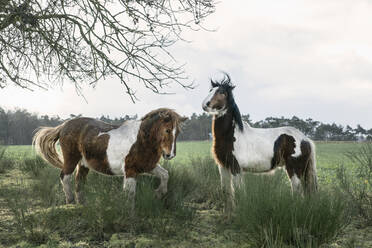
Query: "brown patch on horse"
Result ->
[[81, 133, 114, 175], [285, 140, 312, 179], [59, 118, 120, 175], [272, 133, 312, 179], [124, 108, 186, 178], [212, 110, 241, 175], [271, 134, 296, 169]]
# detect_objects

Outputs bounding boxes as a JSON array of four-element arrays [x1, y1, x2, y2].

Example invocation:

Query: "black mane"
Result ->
[[211, 73, 244, 131]]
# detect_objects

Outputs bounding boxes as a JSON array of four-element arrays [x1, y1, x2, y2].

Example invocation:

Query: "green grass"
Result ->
[[234, 173, 349, 247], [0, 141, 371, 247]]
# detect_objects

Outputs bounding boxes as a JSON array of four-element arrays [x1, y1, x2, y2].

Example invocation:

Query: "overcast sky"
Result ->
[[1, 0, 372, 128]]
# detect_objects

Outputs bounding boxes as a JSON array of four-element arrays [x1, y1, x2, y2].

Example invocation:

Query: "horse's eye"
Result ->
[[166, 129, 171, 134]]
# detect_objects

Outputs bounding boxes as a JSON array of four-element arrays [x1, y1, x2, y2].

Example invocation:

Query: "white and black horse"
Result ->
[[202, 74, 318, 212]]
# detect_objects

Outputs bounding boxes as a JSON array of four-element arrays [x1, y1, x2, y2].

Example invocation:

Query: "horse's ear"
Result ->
[[161, 113, 172, 123], [211, 79, 218, 88], [180, 116, 188, 122]]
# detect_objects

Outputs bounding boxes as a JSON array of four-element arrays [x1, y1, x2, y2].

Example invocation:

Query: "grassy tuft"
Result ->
[[18, 156, 49, 177], [335, 143, 372, 224], [179, 157, 222, 207], [0, 145, 14, 173], [234, 172, 349, 247]]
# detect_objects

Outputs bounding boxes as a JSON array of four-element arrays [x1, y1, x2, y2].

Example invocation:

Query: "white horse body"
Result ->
[[233, 122, 314, 173]]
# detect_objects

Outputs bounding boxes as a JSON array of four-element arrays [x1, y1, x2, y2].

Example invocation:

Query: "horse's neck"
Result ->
[[134, 132, 162, 162], [212, 110, 235, 144]]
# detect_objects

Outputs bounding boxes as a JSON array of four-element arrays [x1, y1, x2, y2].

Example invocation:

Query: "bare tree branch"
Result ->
[[0, 0, 215, 101]]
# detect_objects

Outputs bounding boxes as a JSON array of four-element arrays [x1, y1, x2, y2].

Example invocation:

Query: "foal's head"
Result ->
[[140, 108, 187, 160], [202, 73, 235, 116]]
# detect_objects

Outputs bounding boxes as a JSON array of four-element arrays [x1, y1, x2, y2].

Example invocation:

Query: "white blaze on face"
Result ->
[[202, 87, 218, 111], [170, 125, 177, 158]]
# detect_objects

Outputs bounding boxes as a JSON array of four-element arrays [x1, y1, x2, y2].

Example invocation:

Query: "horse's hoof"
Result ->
[[154, 189, 165, 199], [66, 200, 75, 205]]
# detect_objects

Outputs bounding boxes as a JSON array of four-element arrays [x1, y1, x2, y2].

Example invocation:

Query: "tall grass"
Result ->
[[18, 156, 49, 177], [234, 173, 349, 247], [1, 144, 364, 247], [0, 145, 14, 173], [336, 143, 372, 224], [4, 156, 201, 245], [179, 157, 222, 207]]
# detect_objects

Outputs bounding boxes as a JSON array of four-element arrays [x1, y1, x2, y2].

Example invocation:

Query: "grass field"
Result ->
[[0, 141, 371, 247]]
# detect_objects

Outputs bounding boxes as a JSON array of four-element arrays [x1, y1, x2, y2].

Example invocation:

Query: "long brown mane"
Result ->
[[124, 108, 186, 177], [138, 108, 184, 142]]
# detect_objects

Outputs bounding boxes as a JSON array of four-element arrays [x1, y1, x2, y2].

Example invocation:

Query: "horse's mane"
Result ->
[[211, 73, 244, 131], [139, 108, 184, 141], [141, 108, 183, 126]]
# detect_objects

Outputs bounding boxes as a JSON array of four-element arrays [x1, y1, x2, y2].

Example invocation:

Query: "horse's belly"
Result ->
[[107, 152, 127, 175], [235, 153, 272, 172], [233, 137, 273, 172]]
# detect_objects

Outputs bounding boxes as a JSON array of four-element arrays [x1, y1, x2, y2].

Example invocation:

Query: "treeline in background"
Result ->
[[0, 107, 371, 145]]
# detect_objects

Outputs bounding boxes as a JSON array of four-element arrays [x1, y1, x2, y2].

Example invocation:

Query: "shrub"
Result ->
[[234, 173, 349, 247], [336, 143, 372, 224], [4, 180, 51, 245], [29, 167, 64, 207]]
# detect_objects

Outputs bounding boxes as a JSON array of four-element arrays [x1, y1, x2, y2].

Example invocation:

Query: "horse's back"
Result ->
[[58, 117, 124, 174], [60, 118, 120, 137], [233, 122, 312, 172]]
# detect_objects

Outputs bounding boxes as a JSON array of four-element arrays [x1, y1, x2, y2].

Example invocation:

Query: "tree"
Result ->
[[355, 124, 366, 135], [0, 107, 9, 144], [0, 0, 215, 100], [241, 114, 252, 126]]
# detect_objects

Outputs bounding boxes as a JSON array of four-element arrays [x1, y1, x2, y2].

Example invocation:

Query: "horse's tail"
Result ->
[[33, 123, 65, 169], [302, 140, 318, 194]]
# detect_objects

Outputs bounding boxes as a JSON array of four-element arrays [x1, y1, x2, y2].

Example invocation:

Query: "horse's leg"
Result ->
[[286, 165, 304, 196], [60, 162, 79, 204], [123, 176, 137, 211], [219, 166, 234, 213], [149, 164, 169, 198], [232, 173, 243, 190], [75, 162, 89, 204], [60, 147, 81, 204], [291, 173, 304, 196]]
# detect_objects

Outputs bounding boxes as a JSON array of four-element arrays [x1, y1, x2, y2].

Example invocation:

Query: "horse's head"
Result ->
[[140, 108, 187, 160], [202, 73, 235, 116]]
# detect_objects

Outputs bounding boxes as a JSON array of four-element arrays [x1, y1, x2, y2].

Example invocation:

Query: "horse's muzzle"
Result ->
[[163, 153, 175, 160]]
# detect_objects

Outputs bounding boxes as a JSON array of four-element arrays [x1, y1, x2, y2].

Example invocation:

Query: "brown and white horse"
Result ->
[[33, 108, 187, 207], [202, 74, 318, 212]]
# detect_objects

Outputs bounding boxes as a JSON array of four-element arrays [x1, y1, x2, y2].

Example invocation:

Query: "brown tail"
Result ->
[[32, 124, 65, 169]]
